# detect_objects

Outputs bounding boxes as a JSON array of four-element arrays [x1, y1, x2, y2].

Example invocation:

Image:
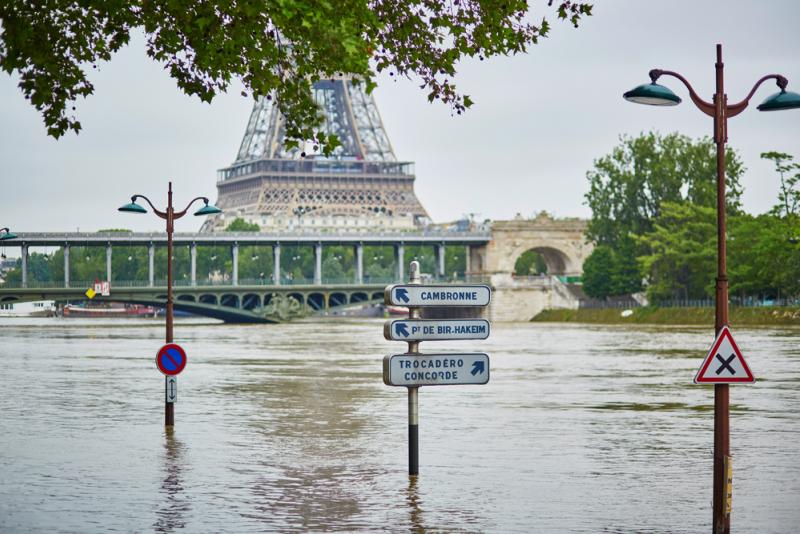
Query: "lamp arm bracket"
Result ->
[[174, 197, 210, 219], [132, 195, 168, 219], [727, 74, 787, 118], [651, 69, 715, 116]]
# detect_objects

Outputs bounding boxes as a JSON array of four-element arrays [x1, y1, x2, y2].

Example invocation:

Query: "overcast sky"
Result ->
[[1, 0, 798, 236]]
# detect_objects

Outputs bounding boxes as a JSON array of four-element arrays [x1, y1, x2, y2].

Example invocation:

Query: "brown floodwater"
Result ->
[[0, 317, 798, 532]]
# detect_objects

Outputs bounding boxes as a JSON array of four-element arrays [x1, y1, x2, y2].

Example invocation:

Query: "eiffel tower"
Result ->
[[203, 78, 430, 232]]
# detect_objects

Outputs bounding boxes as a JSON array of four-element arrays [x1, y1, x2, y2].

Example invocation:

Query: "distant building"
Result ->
[[202, 77, 429, 233]]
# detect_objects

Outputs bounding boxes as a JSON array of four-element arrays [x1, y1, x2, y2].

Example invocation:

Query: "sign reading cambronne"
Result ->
[[384, 285, 491, 307], [383, 353, 490, 387]]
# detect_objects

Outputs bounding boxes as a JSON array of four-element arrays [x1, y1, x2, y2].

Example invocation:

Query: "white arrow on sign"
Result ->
[[383, 353, 490, 387], [384, 319, 491, 341], [384, 284, 491, 307], [165, 376, 177, 403]]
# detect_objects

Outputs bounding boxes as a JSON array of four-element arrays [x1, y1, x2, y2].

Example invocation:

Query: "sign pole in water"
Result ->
[[406, 261, 421, 476], [156, 342, 187, 425]]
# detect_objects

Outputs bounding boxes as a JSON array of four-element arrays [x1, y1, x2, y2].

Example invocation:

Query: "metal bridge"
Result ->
[[0, 230, 490, 322]]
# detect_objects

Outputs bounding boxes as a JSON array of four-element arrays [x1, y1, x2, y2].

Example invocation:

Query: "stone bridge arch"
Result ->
[[479, 213, 592, 279]]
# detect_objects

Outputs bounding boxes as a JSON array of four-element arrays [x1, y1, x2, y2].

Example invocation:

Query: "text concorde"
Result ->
[[383, 353, 490, 387]]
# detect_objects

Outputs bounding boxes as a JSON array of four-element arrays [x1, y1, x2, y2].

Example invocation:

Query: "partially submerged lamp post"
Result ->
[[624, 44, 800, 533], [119, 182, 221, 426]]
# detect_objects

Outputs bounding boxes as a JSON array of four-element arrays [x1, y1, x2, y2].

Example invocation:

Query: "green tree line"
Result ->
[[582, 132, 800, 302]]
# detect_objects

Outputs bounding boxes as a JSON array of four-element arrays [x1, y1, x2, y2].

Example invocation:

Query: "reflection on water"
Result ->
[[0, 318, 798, 532], [154, 427, 190, 532]]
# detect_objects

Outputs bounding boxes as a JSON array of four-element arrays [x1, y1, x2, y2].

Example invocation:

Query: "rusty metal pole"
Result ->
[[712, 44, 730, 534], [165, 181, 175, 427], [407, 260, 421, 476]]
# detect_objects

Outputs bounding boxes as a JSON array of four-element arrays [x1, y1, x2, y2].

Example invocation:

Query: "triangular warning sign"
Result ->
[[694, 326, 754, 384]]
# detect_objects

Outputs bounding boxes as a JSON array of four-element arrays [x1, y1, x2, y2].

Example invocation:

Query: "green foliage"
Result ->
[[761, 151, 800, 220], [637, 202, 716, 301], [585, 132, 744, 246], [225, 218, 260, 232], [0, 1, 592, 146], [581, 245, 615, 298], [514, 250, 547, 275]]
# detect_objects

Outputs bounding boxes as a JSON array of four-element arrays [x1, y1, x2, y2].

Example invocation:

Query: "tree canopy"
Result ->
[[225, 217, 260, 232], [584, 131, 744, 246], [0, 0, 592, 148]]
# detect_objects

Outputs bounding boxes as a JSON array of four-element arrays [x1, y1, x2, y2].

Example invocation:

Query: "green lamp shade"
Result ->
[[0, 231, 17, 240], [194, 203, 222, 216], [118, 202, 147, 214], [757, 90, 800, 111], [623, 83, 682, 106]]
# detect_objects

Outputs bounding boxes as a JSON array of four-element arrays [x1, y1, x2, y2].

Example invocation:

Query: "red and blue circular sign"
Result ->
[[156, 343, 187, 376]]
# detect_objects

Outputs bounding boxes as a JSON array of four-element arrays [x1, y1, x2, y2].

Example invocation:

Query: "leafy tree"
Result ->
[[0, 1, 592, 146], [637, 202, 716, 301], [581, 245, 615, 298], [585, 132, 744, 246], [225, 218, 260, 232], [761, 151, 800, 221], [514, 250, 548, 275]]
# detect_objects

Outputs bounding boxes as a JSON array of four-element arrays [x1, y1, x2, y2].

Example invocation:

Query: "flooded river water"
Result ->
[[0, 318, 798, 532]]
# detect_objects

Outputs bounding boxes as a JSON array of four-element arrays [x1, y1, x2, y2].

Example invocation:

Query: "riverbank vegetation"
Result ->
[[533, 307, 800, 326], [582, 133, 800, 304]]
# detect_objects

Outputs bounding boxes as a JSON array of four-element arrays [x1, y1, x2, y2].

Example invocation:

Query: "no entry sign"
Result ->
[[156, 343, 187, 376]]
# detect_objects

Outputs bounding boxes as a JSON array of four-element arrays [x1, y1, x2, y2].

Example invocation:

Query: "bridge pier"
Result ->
[[464, 245, 471, 277], [395, 243, 404, 281], [63, 244, 70, 288], [355, 243, 363, 284], [21, 244, 28, 288], [190, 243, 197, 286], [231, 243, 239, 286], [148, 244, 154, 287], [314, 242, 322, 285], [273, 244, 281, 285], [106, 244, 112, 282], [437, 243, 445, 280]]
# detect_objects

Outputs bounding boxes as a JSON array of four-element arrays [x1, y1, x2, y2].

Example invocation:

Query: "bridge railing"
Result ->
[[0, 274, 489, 289]]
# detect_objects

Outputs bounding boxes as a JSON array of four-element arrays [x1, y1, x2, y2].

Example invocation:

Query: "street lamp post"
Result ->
[[0, 228, 17, 241], [119, 181, 221, 426], [624, 44, 800, 533]]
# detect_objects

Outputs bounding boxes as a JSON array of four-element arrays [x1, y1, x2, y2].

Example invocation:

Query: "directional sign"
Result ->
[[694, 326, 754, 384], [165, 376, 177, 403], [384, 319, 491, 341], [385, 285, 491, 307], [383, 353, 490, 386], [156, 343, 187, 376]]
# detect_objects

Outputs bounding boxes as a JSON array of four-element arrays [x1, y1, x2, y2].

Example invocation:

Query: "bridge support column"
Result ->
[[148, 244, 154, 287], [232, 243, 239, 286], [63, 244, 70, 288], [395, 244, 405, 282], [273, 244, 281, 285], [106, 244, 112, 282], [21, 244, 28, 288], [314, 243, 322, 285], [355, 244, 363, 284], [190, 243, 197, 286], [437, 243, 445, 280], [465, 245, 472, 278]]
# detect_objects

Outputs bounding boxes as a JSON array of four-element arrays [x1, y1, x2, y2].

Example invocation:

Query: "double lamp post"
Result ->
[[624, 44, 800, 533], [119, 182, 221, 426]]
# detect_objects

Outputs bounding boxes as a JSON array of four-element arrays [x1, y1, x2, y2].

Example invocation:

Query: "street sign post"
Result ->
[[694, 326, 754, 384], [156, 343, 187, 376], [384, 319, 490, 341], [383, 353, 489, 386], [383, 262, 492, 477], [385, 284, 491, 307]]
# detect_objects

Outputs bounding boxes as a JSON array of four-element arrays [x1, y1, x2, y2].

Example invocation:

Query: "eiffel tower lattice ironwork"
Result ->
[[204, 78, 430, 232]]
